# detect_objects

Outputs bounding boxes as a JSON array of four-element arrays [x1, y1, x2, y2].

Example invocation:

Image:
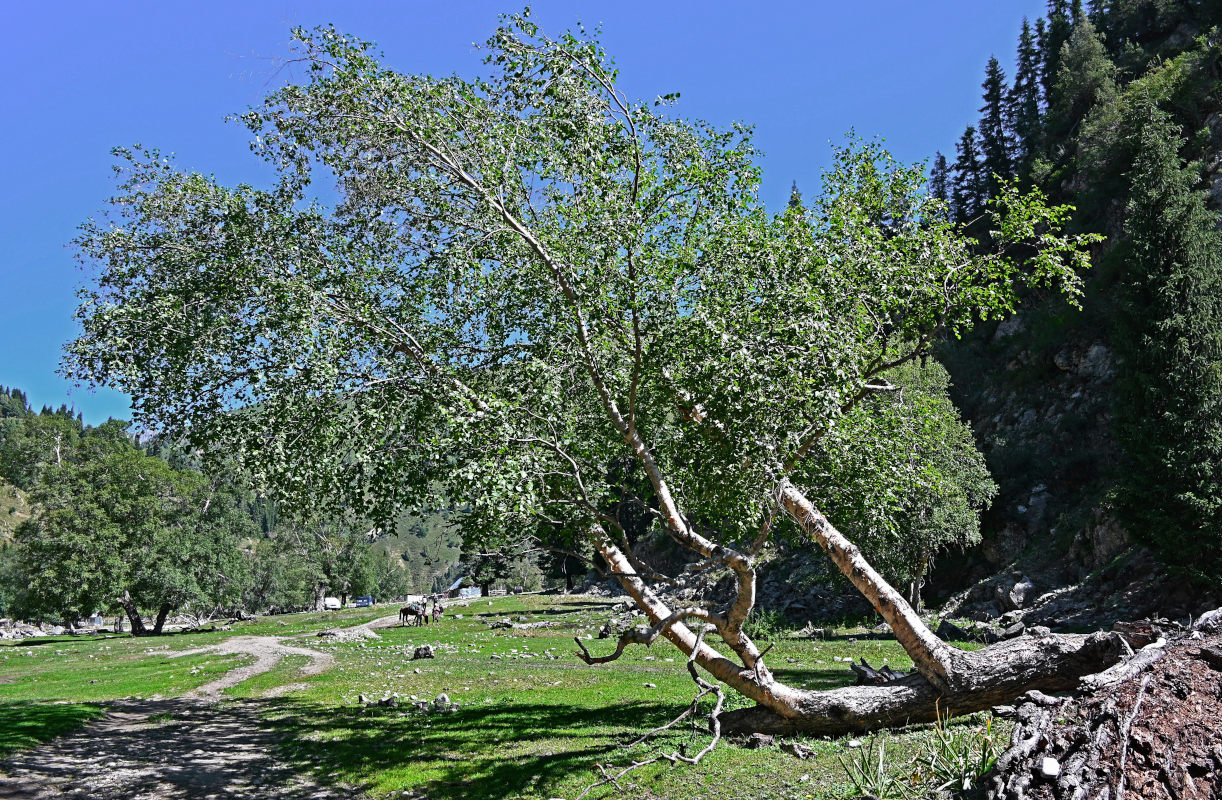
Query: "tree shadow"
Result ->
[[464, 601, 609, 619], [0, 697, 353, 798], [0, 701, 106, 757], [260, 696, 684, 799]]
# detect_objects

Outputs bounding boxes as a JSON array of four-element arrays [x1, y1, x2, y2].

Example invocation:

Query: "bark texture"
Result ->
[[720, 630, 1125, 735], [118, 590, 149, 637]]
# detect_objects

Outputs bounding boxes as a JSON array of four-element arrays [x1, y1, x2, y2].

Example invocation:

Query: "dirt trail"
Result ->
[[0, 614, 399, 799]]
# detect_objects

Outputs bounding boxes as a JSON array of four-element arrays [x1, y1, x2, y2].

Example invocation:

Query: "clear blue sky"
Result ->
[[0, 1, 1046, 425]]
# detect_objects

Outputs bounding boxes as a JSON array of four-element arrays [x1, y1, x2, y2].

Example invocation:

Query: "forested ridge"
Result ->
[[932, 0, 1222, 588], [0, 385, 450, 628]]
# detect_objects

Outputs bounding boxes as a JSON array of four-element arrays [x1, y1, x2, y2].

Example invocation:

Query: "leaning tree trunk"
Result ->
[[151, 603, 172, 635], [117, 590, 149, 636], [313, 584, 327, 612], [585, 482, 1128, 736]]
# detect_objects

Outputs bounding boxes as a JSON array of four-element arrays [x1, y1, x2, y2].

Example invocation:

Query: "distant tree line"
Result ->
[[0, 387, 421, 631]]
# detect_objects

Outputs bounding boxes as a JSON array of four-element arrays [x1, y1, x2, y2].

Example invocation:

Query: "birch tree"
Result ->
[[67, 16, 1118, 734]]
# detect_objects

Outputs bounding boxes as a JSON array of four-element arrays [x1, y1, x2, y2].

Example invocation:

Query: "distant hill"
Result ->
[[375, 509, 464, 595]]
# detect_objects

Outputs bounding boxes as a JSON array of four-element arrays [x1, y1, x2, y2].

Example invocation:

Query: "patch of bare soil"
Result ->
[[0, 616, 399, 799], [0, 698, 346, 799], [987, 616, 1222, 799]]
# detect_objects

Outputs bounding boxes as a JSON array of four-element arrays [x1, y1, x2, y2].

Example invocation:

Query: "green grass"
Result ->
[[257, 596, 992, 799], [0, 596, 1002, 799], [224, 654, 314, 699], [0, 701, 106, 757], [0, 639, 251, 704]]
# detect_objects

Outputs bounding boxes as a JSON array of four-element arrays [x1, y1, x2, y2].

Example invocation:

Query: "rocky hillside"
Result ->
[[934, 2, 1222, 595]]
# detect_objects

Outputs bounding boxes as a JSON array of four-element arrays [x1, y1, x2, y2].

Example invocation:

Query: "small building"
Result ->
[[446, 577, 480, 599]]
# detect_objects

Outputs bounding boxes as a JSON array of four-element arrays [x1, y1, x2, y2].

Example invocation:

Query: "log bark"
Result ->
[[777, 481, 961, 691], [720, 630, 1125, 735], [595, 531, 1125, 736]]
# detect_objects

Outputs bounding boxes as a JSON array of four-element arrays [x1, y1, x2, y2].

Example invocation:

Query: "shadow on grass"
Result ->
[[0, 701, 105, 757], [465, 601, 610, 620], [261, 696, 681, 799]]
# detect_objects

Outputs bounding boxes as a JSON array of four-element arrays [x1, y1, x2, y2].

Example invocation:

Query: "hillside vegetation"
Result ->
[[933, 0, 1222, 586]]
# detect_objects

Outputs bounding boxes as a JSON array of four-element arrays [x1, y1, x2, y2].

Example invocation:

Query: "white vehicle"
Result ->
[[323, 597, 342, 611]]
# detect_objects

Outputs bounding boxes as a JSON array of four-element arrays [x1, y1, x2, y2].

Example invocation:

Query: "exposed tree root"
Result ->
[[986, 610, 1222, 800]]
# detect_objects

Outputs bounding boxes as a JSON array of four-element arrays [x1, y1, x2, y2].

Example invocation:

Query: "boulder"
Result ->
[[1001, 622, 1026, 640], [412, 645, 435, 660], [936, 619, 971, 641], [745, 733, 775, 749], [997, 575, 1035, 611]]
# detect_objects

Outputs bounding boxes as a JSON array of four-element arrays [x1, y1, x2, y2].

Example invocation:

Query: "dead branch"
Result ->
[[1115, 673, 1152, 800], [575, 625, 725, 800], [574, 607, 725, 665]]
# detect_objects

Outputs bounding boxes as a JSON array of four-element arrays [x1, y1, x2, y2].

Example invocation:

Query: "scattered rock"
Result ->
[[745, 733, 775, 749], [1038, 756, 1061, 779], [997, 575, 1035, 611], [936, 619, 970, 641], [1001, 622, 1026, 639], [1193, 608, 1222, 633], [781, 741, 814, 759], [317, 627, 380, 642]]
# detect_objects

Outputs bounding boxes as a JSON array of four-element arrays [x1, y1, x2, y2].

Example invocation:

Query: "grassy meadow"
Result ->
[[0, 595, 1002, 799]]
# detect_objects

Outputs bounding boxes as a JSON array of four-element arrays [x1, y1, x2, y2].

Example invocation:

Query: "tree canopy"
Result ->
[[67, 15, 1103, 731]]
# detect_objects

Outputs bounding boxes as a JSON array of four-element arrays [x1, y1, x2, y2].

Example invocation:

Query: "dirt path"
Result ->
[[0, 614, 399, 798]]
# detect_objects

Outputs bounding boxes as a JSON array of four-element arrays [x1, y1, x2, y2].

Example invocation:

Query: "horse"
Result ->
[[399, 603, 428, 627]]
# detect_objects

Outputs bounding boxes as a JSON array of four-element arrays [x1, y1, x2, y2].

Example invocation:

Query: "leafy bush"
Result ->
[[741, 608, 790, 641], [838, 709, 1000, 799]]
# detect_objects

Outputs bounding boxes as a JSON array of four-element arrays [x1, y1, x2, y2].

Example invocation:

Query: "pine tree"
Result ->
[[929, 152, 951, 209], [1041, 0, 1074, 107], [978, 56, 1014, 196], [788, 180, 803, 210], [951, 126, 985, 221], [1048, 19, 1116, 143], [1113, 100, 1222, 583], [1008, 18, 1044, 174]]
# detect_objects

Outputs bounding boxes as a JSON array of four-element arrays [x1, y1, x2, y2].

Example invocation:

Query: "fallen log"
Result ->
[[722, 630, 1125, 736]]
